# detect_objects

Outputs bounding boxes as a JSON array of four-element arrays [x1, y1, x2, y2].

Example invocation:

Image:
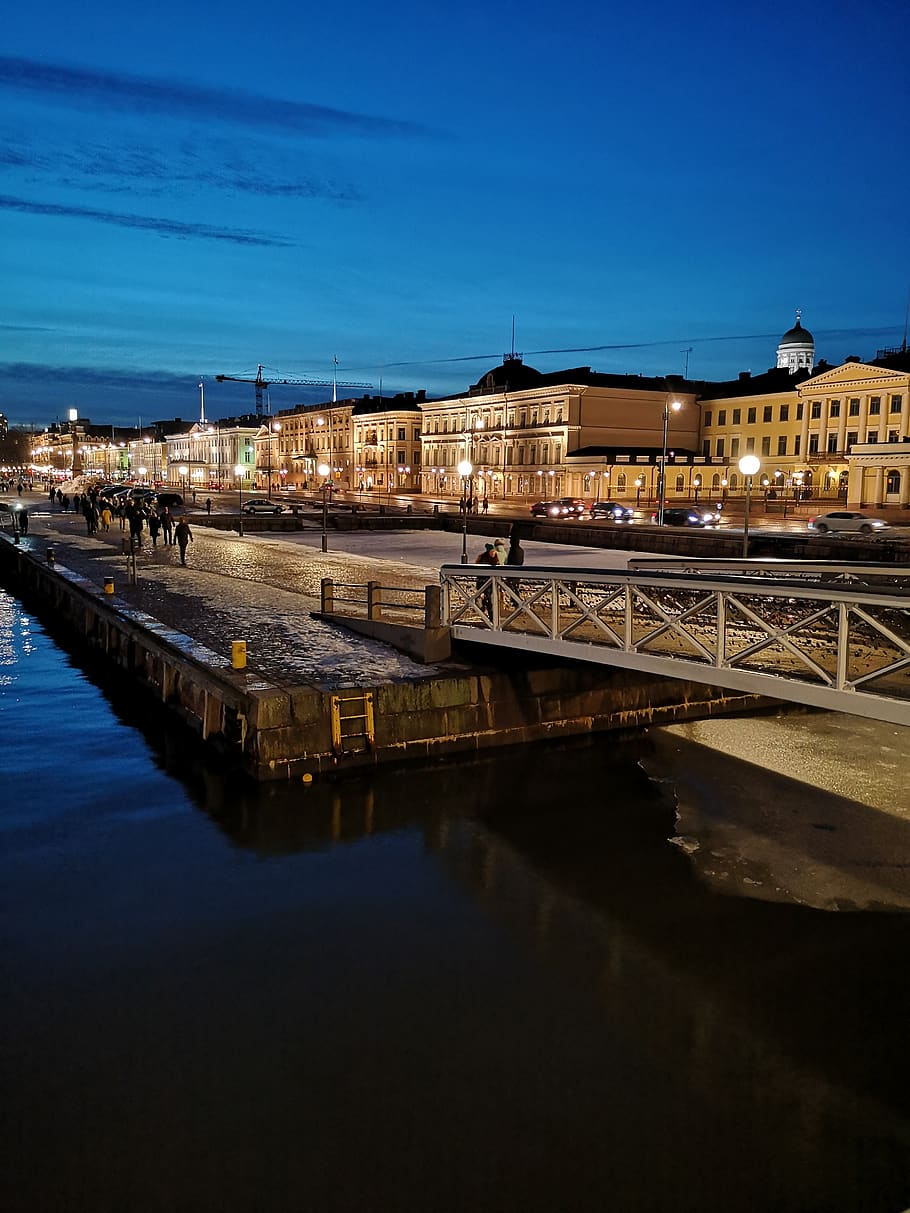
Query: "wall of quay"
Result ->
[[0, 537, 774, 783]]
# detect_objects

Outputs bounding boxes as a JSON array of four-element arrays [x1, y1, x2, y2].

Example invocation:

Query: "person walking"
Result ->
[[160, 507, 174, 546], [148, 511, 161, 547], [482, 495, 489, 515], [99, 504, 113, 532], [174, 518, 193, 566], [127, 504, 144, 549], [205, 498, 212, 516], [474, 542, 499, 616]]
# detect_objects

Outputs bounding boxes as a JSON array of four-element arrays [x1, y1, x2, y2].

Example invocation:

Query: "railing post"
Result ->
[[425, 584, 442, 628], [322, 578, 334, 614], [367, 580, 382, 620]]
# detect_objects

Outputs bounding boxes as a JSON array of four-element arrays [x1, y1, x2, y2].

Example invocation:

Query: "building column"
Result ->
[[872, 466, 885, 507]]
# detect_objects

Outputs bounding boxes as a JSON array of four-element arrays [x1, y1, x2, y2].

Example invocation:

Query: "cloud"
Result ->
[[0, 194, 293, 246], [0, 55, 435, 141]]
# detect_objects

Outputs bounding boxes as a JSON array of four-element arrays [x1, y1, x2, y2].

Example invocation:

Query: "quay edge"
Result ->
[[0, 536, 776, 782]]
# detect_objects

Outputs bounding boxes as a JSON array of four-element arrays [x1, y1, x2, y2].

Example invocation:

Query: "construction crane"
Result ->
[[215, 364, 372, 416]]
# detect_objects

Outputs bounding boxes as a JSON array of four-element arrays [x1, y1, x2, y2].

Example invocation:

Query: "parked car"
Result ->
[[155, 492, 183, 509], [240, 498, 285, 515], [807, 511, 888, 535], [590, 502, 634, 522], [651, 507, 718, 527]]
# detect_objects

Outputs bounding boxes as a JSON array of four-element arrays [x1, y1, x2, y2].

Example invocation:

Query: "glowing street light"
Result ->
[[318, 461, 331, 552], [658, 399, 682, 526], [457, 458, 473, 563], [738, 454, 761, 558]]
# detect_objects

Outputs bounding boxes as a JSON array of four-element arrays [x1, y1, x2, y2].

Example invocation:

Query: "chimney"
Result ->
[[739, 371, 751, 380]]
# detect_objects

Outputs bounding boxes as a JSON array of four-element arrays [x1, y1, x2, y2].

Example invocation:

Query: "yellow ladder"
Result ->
[[330, 691, 375, 756]]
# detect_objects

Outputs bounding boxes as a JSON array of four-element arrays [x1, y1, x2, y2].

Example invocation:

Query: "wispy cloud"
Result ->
[[0, 194, 293, 246], [0, 55, 434, 141]]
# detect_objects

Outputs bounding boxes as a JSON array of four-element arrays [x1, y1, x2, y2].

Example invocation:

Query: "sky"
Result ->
[[2, 0, 909, 427]]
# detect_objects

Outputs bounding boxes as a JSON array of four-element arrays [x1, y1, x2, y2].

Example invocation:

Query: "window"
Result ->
[[763, 406, 773, 423], [794, 435, 801, 455], [761, 436, 771, 456], [829, 400, 841, 418], [746, 437, 756, 452], [397, 427, 405, 441], [397, 450, 405, 464], [797, 403, 804, 420], [414, 427, 420, 442], [889, 430, 899, 443], [867, 431, 878, 444], [810, 401, 822, 419], [808, 434, 819, 453], [779, 404, 789, 422], [617, 473, 626, 491], [747, 407, 756, 424], [849, 398, 860, 416], [846, 432, 857, 449], [887, 469, 901, 493], [702, 439, 711, 457], [890, 394, 903, 413], [704, 411, 713, 427], [870, 397, 881, 415], [675, 474, 684, 492], [731, 437, 740, 457], [716, 438, 725, 457], [732, 408, 741, 425], [826, 434, 838, 453], [718, 410, 727, 425], [777, 435, 787, 456]]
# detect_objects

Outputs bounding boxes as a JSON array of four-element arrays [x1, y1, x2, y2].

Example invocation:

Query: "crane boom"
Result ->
[[215, 363, 372, 416]]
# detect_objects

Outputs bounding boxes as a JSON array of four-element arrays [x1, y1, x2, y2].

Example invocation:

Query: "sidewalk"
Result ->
[[12, 503, 639, 690]]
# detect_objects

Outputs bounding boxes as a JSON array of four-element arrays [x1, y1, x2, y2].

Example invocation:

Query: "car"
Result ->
[[590, 502, 634, 522], [240, 498, 285, 515], [155, 492, 184, 509], [807, 511, 888, 535], [651, 507, 718, 527], [555, 497, 590, 517], [530, 500, 571, 518]]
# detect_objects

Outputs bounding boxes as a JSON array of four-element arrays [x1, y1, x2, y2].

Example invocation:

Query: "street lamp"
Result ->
[[178, 464, 188, 497], [658, 400, 682, 526], [457, 458, 472, 563], [738, 454, 761, 558], [267, 423, 280, 499], [635, 476, 643, 508], [693, 474, 701, 504], [318, 461, 330, 552], [235, 463, 246, 536]]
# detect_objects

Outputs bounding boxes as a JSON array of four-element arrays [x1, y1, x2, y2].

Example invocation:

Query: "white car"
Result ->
[[240, 498, 285, 515], [807, 511, 888, 535]]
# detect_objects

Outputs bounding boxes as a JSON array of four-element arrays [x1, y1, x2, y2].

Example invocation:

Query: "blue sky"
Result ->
[[2, 0, 909, 426]]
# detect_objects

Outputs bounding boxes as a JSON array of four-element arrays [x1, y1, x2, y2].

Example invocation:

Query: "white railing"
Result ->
[[439, 562, 910, 726]]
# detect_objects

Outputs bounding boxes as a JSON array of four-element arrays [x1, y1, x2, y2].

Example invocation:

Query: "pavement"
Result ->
[[4, 495, 644, 689]]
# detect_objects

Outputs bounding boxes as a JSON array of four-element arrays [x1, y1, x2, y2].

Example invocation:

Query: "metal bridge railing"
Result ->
[[439, 562, 910, 726]]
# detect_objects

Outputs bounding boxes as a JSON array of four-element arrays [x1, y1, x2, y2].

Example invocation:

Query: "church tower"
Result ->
[[776, 310, 815, 372]]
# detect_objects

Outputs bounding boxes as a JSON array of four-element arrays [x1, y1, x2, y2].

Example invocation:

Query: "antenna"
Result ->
[[681, 347, 693, 377], [504, 314, 523, 364]]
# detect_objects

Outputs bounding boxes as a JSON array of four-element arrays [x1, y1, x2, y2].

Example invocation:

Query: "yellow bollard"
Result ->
[[231, 640, 247, 670], [104, 577, 115, 595]]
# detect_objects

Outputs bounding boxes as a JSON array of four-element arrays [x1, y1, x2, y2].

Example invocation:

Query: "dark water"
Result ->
[[2, 588, 909, 1213]]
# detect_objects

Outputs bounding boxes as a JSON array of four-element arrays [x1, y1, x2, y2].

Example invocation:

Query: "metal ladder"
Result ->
[[330, 691, 375, 756]]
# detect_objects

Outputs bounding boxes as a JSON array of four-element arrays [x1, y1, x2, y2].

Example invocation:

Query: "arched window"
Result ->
[[711, 473, 720, 490], [616, 472, 626, 491], [675, 474, 684, 492], [729, 474, 739, 490], [886, 468, 901, 494]]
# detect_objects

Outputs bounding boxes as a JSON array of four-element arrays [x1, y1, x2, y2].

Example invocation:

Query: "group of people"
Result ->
[[474, 528, 525, 615], [460, 495, 490, 516], [49, 485, 195, 565]]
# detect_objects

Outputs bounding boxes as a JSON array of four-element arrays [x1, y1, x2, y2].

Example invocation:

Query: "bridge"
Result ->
[[439, 559, 910, 727]]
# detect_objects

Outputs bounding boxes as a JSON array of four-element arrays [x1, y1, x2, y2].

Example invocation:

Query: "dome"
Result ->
[[780, 318, 813, 346]]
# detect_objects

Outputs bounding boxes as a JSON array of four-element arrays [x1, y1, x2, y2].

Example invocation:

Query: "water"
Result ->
[[2, 588, 909, 1213]]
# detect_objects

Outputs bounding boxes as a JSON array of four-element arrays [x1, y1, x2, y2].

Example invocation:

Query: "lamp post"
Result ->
[[693, 475, 701, 504], [267, 423, 280, 499], [235, 463, 246, 536], [318, 461, 330, 552], [738, 454, 760, 558], [635, 476, 643, 508], [658, 399, 682, 526], [178, 464, 188, 498], [457, 458, 472, 563]]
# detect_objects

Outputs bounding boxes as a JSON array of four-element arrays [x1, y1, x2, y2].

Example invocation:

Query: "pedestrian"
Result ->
[[100, 505, 112, 532], [17, 506, 29, 534], [148, 512, 161, 547], [128, 504, 144, 548], [474, 542, 498, 616], [160, 507, 174, 545], [493, 537, 507, 565], [482, 495, 489, 514], [192, 490, 197, 504], [205, 498, 212, 516], [174, 517, 193, 565], [505, 527, 525, 567]]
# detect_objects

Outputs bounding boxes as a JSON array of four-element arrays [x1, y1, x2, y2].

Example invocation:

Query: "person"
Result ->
[[174, 517, 193, 566], [148, 511, 161, 547], [493, 537, 507, 565], [127, 504, 144, 548], [99, 504, 113, 532], [192, 490, 197, 504], [505, 527, 525, 567], [17, 506, 29, 534], [482, 495, 489, 514], [160, 507, 174, 545], [474, 542, 499, 616], [205, 498, 212, 516]]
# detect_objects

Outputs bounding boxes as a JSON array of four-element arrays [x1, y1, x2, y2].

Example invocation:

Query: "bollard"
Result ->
[[46, 546, 55, 564], [104, 577, 115, 595], [231, 640, 247, 670]]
